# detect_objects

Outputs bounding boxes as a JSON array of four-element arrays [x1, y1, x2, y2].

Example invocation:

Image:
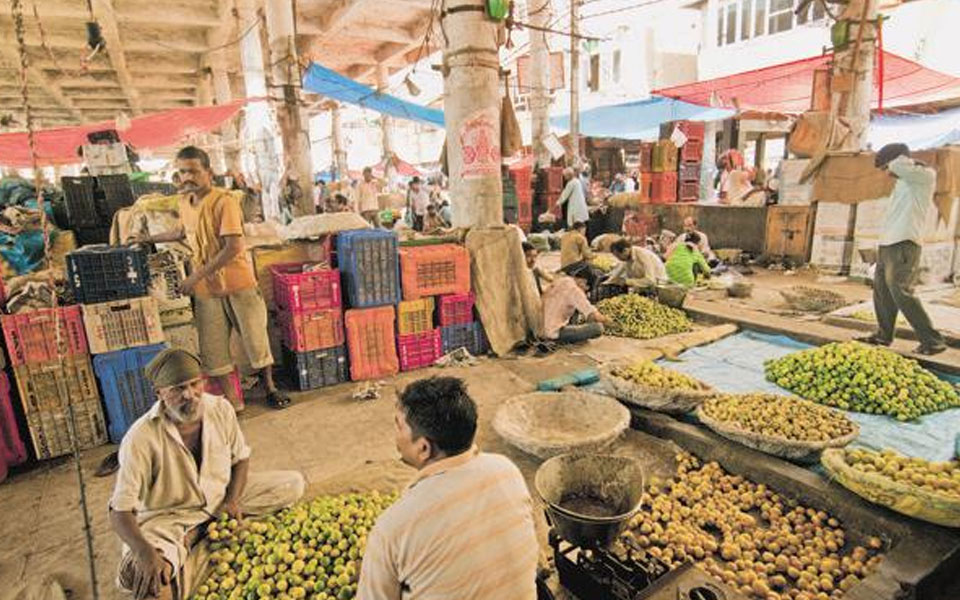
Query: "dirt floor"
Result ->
[[5, 263, 960, 600]]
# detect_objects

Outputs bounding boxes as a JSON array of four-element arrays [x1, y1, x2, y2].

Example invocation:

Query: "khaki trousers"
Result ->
[[874, 241, 944, 348]]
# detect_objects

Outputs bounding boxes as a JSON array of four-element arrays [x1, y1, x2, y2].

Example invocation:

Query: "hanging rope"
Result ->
[[10, 1, 100, 597]]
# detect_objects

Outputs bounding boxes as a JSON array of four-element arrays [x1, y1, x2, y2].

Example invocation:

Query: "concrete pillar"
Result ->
[[700, 120, 718, 201], [568, 0, 580, 162], [264, 0, 314, 215], [441, 0, 503, 227], [529, 0, 552, 168], [197, 76, 226, 173], [211, 59, 241, 173], [237, 0, 282, 220], [376, 64, 395, 167], [830, 0, 878, 151], [331, 104, 348, 181]]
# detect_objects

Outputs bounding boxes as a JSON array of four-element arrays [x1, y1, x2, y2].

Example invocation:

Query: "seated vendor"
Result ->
[[560, 221, 593, 269], [109, 349, 304, 600], [523, 241, 554, 295], [669, 217, 715, 262], [542, 263, 609, 343], [422, 203, 450, 234], [606, 238, 667, 287], [666, 232, 711, 288]]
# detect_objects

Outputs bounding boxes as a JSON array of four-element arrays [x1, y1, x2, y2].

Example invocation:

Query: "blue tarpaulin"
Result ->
[[302, 63, 444, 127], [658, 330, 960, 464], [550, 96, 734, 140], [868, 106, 960, 151]]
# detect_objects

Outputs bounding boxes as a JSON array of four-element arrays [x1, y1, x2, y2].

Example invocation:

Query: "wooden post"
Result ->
[[441, 0, 503, 227], [569, 0, 580, 162], [830, 0, 878, 151], [529, 0, 552, 168], [264, 0, 315, 215]]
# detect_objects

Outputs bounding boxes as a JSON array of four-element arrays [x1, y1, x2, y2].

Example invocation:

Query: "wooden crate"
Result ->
[[764, 205, 816, 262]]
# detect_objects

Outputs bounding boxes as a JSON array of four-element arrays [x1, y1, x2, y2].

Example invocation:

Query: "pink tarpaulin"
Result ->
[[654, 51, 960, 114], [0, 100, 248, 168]]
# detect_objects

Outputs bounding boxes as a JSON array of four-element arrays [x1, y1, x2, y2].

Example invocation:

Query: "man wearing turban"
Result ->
[[109, 349, 304, 599]]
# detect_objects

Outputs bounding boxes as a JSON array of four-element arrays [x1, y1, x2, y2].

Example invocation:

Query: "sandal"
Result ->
[[95, 451, 120, 477], [855, 334, 891, 347], [915, 344, 947, 356], [266, 390, 292, 409]]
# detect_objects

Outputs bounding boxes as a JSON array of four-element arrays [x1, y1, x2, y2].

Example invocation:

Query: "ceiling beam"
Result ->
[[0, 3, 219, 27], [91, 0, 142, 115], [316, 0, 370, 36], [0, 46, 84, 121]]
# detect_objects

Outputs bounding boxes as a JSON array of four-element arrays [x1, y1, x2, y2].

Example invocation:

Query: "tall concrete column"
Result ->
[[264, 0, 314, 215], [196, 76, 226, 173], [376, 64, 395, 168], [211, 60, 241, 173], [568, 0, 580, 162], [830, 0, 878, 151], [331, 104, 348, 181], [529, 0, 552, 168], [441, 0, 502, 227], [237, 0, 282, 220]]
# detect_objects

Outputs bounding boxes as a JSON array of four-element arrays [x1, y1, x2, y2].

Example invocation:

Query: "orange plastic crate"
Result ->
[[1, 305, 88, 366], [280, 308, 345, 351], [345, 306, 398, 381], [399, 244, 470, 301]]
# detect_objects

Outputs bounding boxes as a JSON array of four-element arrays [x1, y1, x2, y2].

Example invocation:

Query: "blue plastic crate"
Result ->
[[67, 245, 150, 304], [93, 343, 166, 443], [440, 322, 489, 356], [336, 230, 401, 308]]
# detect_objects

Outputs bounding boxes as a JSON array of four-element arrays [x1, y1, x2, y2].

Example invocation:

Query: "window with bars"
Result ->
[[717, 0, 825, 46]]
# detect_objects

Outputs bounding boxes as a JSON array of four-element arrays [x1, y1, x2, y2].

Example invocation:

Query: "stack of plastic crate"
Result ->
[[59, 175, 137, 245], [651, 140, 678, 204], [67, 245, 168, 443], [338, 230, 401, 381], [535, 166, 564, 223], [2, 304, 106, 460], [271, 262, 346, 390], [674, 121, 705, 202], [148, 250, 196, 355], [509, 164, 534, 232]]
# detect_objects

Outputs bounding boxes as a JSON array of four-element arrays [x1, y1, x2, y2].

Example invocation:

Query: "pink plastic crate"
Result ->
[[280, 308, 345, 352], [397, 329, 442, 372], [270, 263, 342, 312], [2, 306, 88, 366], [0, 373, 27, 466], [438, 293, 475, 327], [205, 371, 244, 411]]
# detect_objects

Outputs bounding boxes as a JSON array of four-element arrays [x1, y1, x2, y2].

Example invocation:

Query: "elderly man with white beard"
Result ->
[[109, 348, 304, 600]]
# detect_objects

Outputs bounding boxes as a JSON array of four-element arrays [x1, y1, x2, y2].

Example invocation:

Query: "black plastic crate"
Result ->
[[282, 345, 348, 390], [440, 322, 489, 356], [131, 181, 177, 198], [96, 174, 135, 218], [66, 245, 150, 304], [60, 176, 100, 229], [74, 227, 112, 247], [591, 283, 628, 303]]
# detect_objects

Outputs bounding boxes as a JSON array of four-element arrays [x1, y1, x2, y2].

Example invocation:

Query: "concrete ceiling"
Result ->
[[0, 0, 438, 129]]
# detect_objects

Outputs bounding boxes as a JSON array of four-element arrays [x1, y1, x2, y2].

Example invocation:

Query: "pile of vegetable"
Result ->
[[701, 393, 856, 442], [842, 448, 960, 497], [597, 294, 692, 340], [765, 342, 960, 421], [191, 491, 398, 600]]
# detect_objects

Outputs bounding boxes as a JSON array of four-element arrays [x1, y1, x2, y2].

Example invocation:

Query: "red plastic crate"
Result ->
[[205, 370, 244, 411], [270, 263, 342, 312], [674, 120, 705, 140], [542, 167, 564, 193], [679, 182, 700, 202], [438, 293, 475, 326], [518, 196, 532, 222], [639, 142, 655, 173], [651, 172, 678, 204], [639, 173, 653, 201], [2, 306, 88, 366], [397, 329, 442, 371], [509, 165, 533, 197], [679, 162, 701, 182], [280, 308, 345, 351], [0, 373, 27, 465], [399, 244, 471, 300], [345, 306, 398, 381], [681, 142, 703, 163], [622, 212, 659, 240]]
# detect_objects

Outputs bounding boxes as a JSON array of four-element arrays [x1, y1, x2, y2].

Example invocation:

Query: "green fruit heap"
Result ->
[[617, 453, 884, 600], [765, 342, 960, 421], [612, 361, 702, 391], [191, 491, 398, 600], [843, 448, 960, 498], [597, 295, 692, 340], [701, 393, 855, 442], [590, 255, 617, 273]]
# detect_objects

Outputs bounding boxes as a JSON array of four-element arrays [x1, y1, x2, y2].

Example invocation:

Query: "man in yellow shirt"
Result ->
[[174, 146, 290, 409], [559, 221, 594, 269]]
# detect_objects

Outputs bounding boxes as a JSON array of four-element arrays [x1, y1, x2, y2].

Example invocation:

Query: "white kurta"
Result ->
[[558, 178, 589, 228]]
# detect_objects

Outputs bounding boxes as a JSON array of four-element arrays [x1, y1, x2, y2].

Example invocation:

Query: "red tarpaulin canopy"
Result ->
[[654, 51, 960, 114], [0, 100, 248, 168]]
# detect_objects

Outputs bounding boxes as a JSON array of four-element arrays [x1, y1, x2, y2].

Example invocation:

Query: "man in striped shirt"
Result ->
[[358, 377, 539, 599]]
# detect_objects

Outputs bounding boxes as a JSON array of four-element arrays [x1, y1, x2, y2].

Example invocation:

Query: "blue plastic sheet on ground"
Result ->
[[659, 330, 960, 463]]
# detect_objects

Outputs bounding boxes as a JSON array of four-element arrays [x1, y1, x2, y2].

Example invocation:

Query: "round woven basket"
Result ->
[[493, 391, 630, 460], [601, 365, 714, 415], [695, 399, 859, 463], [821, 449, 960, 528]]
